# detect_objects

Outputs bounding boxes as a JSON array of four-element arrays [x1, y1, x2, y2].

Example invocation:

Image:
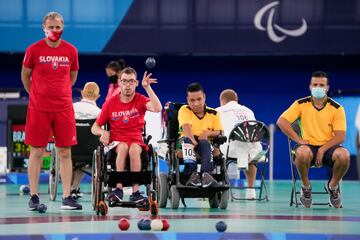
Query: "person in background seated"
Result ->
[[277, 71, 350, 208], [216, 89, 260, 200], [71, 82, 101, 199], [177, 82, 223, 188]]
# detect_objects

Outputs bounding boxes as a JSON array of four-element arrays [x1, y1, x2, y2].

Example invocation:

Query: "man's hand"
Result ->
[[142, 71, 157, 89], [100, 130, 110, 145], [315, 147, 325, 167], [198, 131, 209, 141]]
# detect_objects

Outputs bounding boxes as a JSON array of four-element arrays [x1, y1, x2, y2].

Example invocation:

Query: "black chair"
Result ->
[[157, 102, 230, 209], [288, 120, 331, 207], [49, 118, 99, 201], [225, 120, 270, 201]]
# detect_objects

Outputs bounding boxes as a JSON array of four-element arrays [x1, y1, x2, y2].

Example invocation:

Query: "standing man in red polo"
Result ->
[[21, 11, 82, 210]]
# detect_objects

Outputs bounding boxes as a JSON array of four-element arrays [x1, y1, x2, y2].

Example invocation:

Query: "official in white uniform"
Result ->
[[71, 82, 101, 199], [217, 89, 261, 199]]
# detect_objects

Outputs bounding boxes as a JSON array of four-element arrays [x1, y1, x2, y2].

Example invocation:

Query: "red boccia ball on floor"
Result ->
[[118, 218, 130, 231], [161, 219, 170, 231]]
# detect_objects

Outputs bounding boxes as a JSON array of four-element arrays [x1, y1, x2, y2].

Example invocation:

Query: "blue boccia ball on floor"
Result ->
[[215, 221, 227, 232], [137, 219, 144, 230], [142, 219, 151, 231], [19, 185, 30, 195], [37, 204, 47, 213]]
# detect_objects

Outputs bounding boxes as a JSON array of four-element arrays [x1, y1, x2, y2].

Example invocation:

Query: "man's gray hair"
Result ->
[[43, 11, 64, 25]]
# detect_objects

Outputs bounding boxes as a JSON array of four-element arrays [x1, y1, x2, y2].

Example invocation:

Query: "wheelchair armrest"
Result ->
[[212, 136, 227, 146], [157, 139, 177, 144], [144, 135, 152, 145]]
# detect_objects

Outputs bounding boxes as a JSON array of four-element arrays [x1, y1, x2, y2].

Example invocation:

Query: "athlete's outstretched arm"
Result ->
[[142, 71, 162, 112]]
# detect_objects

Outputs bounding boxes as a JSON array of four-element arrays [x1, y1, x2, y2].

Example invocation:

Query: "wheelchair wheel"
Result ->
[[208, 193, 220, 208], [92, 146, 104, 215], [219, 190, 229, 209], [149, 190, 159, 217], [98, 200, 108, 216], [169, 185, 180, 209], [49, 147, 59, 201], [157, 173, 169, 208], [91, 149, 97, 211]]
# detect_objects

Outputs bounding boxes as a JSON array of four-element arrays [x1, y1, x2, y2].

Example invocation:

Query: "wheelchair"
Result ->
[[157, 102, 230, 209], [225, 120, 270, 201], [91, 124, 159, 216], [49, 118, 98, 201]]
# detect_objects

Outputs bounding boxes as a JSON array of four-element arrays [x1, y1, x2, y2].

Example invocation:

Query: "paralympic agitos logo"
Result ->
[[254, 1, 307, 43]]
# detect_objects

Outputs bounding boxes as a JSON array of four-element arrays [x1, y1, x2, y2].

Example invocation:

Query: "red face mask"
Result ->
[[45, 30, 63, 42]]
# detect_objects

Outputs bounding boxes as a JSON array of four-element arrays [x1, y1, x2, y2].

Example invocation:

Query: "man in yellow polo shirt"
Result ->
[[277, 71, 350, 208], [177, 82, 223, 187]]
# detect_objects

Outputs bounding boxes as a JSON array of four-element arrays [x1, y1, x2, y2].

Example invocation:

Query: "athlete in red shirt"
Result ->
[[21, 12, 82, 210], [92, 67, 162, 204]]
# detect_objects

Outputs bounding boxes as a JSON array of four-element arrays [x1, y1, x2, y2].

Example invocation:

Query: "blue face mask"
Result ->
[[311, 87, 327, 99]]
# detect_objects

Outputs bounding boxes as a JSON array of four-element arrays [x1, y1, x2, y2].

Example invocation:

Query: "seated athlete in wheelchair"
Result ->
[[71, 82, 101, 199], [91, 67, 162, 215], [157, 83, 229, 209]]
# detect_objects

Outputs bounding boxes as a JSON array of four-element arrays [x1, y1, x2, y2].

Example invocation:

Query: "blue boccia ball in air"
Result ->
[[145, 57, 156, 69], [215, 221, 227, 232], [37, 203, 47, 213]]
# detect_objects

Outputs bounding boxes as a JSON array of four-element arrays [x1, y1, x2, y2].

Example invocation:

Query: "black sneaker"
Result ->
[[108, 188, 124, 204], [61, 196, 82, 210], [129, 191, 148, 204], [326, 182, 342, 208], [201, 172, 218, 188], [300, 185, 312, 208], [28, 194, 40, 211], [186, 172, 201, 187]]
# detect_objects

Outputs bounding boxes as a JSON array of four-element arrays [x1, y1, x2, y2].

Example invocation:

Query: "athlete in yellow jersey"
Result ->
[[177, 82, 223, 188], [277, 71, 350, 208]]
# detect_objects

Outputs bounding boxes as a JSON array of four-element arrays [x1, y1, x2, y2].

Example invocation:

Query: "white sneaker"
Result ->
[[246, 188, 256, 200]]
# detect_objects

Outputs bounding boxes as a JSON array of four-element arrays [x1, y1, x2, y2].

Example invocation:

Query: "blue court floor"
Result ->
[[0, 180, 359, 240]]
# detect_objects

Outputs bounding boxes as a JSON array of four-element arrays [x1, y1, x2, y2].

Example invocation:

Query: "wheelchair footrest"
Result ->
[[176, 184, 229, 191], [109, 200, 149, 210], [176, 184, 229, 198]]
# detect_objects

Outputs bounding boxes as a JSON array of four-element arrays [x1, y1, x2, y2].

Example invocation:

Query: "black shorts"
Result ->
[[295, 144, 343, 167]]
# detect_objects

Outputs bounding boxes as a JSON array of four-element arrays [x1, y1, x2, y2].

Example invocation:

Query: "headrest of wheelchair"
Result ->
[[229, 120, 270, 142], [163, 102, 185, 123], [165, 102, 185, 111]]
